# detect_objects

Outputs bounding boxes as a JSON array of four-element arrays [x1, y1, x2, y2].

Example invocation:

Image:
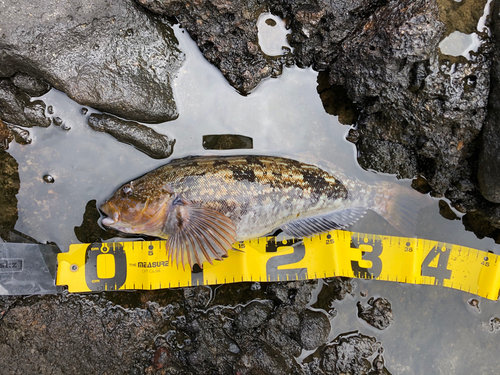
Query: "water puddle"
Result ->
[[439, 30, 481, 59], [257, 12, 292, 56]]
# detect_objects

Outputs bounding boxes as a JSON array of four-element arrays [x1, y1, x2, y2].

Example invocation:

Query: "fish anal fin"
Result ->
[[280, 207, 366, 238], [163, 199, 237, 269]]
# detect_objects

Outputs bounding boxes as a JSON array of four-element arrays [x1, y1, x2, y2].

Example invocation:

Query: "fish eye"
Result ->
[[122, 184, 133, 196]]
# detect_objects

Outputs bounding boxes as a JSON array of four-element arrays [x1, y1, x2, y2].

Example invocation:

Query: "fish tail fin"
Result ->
[[372, 182, 433, 236]]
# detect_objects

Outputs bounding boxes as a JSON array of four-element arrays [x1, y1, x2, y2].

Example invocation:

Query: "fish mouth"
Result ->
[[100, 201, 121, 228]]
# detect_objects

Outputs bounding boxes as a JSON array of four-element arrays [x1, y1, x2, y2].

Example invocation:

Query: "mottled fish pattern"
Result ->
[[100, 155, 426, 268]]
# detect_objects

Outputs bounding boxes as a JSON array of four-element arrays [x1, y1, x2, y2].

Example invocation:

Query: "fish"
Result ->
[[100, 155, 428, 269]]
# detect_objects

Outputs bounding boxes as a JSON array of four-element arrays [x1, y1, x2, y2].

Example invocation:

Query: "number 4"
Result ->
[[421, 245, 451, 286]]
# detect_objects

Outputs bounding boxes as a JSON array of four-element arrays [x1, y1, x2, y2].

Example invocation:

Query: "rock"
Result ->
[[88, 113, 175, 159], [299, 310, 331, 350], [138, 0, 291, 94], [0, 294, 165, 373], [478, 0, 500, 203], [303, 332, 388, 375], [10, 72, 51, 97], [0, 119, 13, 150], [0, 0, 184, 123], [0, 151, 20, 238], [234, 301, 272, 330], [0, 79, 51, 128], [328, 0, 488, 195], [357, 136, 418, 179], [357, 297, 394, 330]]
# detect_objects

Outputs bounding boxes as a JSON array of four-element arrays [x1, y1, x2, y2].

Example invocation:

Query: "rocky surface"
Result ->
[[0, 151, 19, 239], [0, 0, 184, 123], [478, 0, 500, 203], [357, 297, 394, 330], [0, 78, 51, 128], [0, 279, 392, 374], [88, 114, 176, 159], [137, 0, 292, 94]]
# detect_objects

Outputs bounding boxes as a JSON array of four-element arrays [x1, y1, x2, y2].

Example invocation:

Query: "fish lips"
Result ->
[[99, 201, 120, 227]]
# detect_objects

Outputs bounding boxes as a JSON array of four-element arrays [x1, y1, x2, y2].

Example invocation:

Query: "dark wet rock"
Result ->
[[328, 0, 488, 194], [312, 278, 354, 316], [357, 297, 394, 330], [462, 211, 500, 243], [303, 332, 389, 375], [202, 134, 253, 150], [10, 72, 51, 97], [234, 301, 272, 330], [0, 119, 13, 151], [0, 0, 184, 123], [183, 286, 211, 309], [478, 0, 500, 203], [0, 79, 51, 128], [138, 0, 291, 94], [235, 339, 298, 375], [0, 151, 20, 238], [0, 293, 166, 373], [88, 113, 175, 159], [267, 279, 319, 307], [357, 136, 419, 179], [299, 310, 331, 350]]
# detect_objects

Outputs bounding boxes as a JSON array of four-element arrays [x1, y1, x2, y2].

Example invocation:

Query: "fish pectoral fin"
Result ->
[[163, 200, 237, 270], [280, 207, 367, 238]]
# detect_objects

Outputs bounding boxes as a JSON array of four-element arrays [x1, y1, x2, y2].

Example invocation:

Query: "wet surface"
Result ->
[[1, 7, 500, 375]]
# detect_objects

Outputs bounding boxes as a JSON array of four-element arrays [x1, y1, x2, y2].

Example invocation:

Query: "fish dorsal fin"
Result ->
[[280, 207, 367, 238], [162, 197, 237, 269]]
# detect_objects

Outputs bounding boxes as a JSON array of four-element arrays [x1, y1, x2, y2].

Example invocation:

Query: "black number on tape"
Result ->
[[85, 243, 127, 291], [421, 245, 451, 286], [350, 237, 383, 279], [266, 239, 307, 281]]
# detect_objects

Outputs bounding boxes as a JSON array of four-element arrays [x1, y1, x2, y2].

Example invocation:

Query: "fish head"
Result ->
[[100, 180, 174, 237]]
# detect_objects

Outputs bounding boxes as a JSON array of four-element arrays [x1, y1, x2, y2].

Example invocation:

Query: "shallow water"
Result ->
[[4, 11, 500, 375]]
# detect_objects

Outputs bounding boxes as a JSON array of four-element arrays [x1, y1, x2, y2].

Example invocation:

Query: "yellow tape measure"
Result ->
[[56, 230, 500, 300]]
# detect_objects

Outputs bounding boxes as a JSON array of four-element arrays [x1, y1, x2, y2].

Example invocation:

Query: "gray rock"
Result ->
[[10, 72, 51, 97], [88, 113, 175, 159], [0, 79, 51, 128], [299, 310, 331, 350], [234, 301, 271, 330], [0, 294, 165, 373], [303, 332, 388, 375], [0, 0, 184, 123], [357, 297, 394, 330]]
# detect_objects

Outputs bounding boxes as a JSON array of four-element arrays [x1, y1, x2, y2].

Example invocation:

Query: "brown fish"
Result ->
[[100, 155, 427, 268]]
